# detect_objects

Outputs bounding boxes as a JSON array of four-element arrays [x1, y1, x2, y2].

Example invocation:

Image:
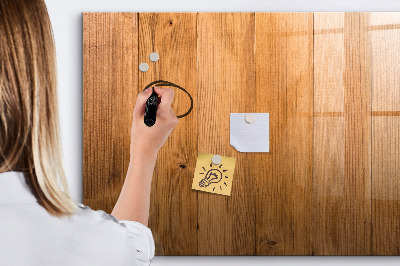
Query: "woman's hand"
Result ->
[[112, 87, 178, 225], [130, 87, 179, 159]]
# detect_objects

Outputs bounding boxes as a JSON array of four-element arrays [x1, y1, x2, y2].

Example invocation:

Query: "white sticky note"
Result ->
[[230, 113, 269, 152]]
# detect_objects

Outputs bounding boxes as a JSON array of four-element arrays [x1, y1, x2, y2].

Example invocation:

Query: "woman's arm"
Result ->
[[111, 87, 178, 226]]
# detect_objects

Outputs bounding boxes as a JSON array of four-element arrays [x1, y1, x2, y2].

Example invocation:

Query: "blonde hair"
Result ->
[[0, 0, 76, 216]]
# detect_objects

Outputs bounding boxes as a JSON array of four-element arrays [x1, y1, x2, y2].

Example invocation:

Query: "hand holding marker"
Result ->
[[144, 88, 159, 127], [140, 52, 193, 127]]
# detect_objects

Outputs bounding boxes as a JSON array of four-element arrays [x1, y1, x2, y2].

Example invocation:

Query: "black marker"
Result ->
[[144, 87, 158, 127]]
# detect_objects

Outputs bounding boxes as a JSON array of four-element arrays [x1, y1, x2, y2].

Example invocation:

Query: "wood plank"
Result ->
[[371, 12, 400, 255], [313, 12, 343, 255], [138, 13, 198, 255], [83, 13, 138, 213], [255, 13, 313, 255], [344, 13, 372, 255], [314, 13, 344, 113], [313, 13, 372, 255], [372, 118, 400, 255], [313, 117, 346, 254], [197, 13, 256, 255]]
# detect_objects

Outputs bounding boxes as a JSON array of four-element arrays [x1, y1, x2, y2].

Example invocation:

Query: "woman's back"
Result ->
[[0, 172, 154, 266]]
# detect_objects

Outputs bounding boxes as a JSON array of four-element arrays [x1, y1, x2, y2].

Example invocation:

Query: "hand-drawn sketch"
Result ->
[[199, 165, 229, 191], [192, 153, 236, 196]]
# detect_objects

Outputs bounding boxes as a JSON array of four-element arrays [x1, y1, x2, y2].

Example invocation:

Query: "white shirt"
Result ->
[[0, 171, 155, 266]]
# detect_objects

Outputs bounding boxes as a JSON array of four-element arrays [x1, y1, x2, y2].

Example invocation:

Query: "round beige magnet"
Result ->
[[245, 113, 255, 124], [149, 52, 159, 62], [139, 62, 149, 72], [212, 155, 222, 165]]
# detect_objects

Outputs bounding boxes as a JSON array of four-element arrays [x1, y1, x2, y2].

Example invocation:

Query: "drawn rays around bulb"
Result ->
[[199, 164, 229, 191]]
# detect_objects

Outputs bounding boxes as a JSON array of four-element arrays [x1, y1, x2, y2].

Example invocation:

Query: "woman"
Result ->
[[0, 0, 178, 265]]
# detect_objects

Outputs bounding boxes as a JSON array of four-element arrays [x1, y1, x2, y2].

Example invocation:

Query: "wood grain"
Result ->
[[372, 117, 400, 255], [197, 13, 256, 255], [342, 13, 372, 255], [313, 13, 372, 255], [83, 13, 138, 213], [255, 13, 314, 255], [312, 14, 350, 253], [314, 13, 344, 113], [83, 12, 400, 255], [138, 13, 198, 255], [371, 13, 400, 255]]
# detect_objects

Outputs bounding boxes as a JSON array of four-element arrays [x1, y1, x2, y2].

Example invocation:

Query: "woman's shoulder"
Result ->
[[74, 202, 120, 224]]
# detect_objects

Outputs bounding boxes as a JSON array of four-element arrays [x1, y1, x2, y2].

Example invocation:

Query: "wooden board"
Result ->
[[83, 12, 400, 255], [197, 13, 256, 255], [255, 13, 313, 255], [371, 13, 400, 256], [83, 13, 138, 212], [138, 13, 198, 256], [313, 13, 372, 255]]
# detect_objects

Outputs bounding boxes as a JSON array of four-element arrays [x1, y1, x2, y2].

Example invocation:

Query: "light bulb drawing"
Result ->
[[198, 163, 229, 191], [199, 169, 222, 187]]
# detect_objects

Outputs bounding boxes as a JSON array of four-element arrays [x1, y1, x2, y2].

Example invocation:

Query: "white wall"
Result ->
[[45, 0, 400, 265]]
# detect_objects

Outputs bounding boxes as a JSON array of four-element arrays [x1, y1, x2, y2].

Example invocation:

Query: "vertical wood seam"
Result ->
[[311, 12, 315, 256], [196, 12, 199, 256], [368, 12, 374, 255], [253, 11, 257, 256]]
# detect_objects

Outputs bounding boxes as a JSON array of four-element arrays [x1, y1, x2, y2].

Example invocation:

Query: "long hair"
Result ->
[[0, 0, 76, 216]]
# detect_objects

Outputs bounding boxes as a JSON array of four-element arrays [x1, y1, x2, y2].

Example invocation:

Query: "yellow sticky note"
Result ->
[[192, 153, 236, 196]]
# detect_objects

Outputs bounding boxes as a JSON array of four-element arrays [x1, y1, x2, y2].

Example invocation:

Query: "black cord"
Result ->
[[143, 80, 193, 119]]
